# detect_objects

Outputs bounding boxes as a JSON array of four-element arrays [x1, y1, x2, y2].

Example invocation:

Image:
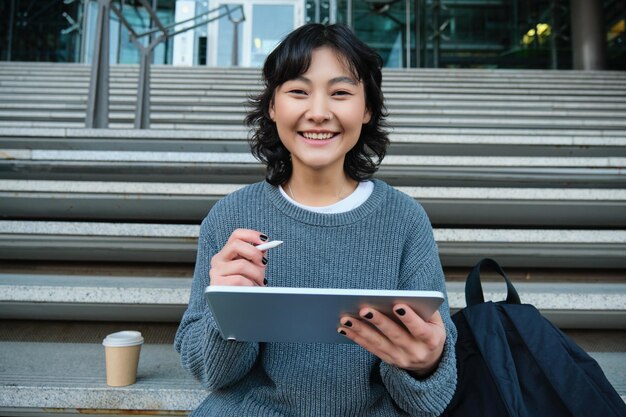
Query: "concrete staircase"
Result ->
[[0, 62, 625, 416]]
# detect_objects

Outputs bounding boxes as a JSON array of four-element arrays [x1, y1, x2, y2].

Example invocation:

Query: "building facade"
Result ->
[[1, 0, 624, 70]]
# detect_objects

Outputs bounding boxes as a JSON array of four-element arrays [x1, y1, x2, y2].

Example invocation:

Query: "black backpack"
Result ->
[[442, 258, 625, 417]]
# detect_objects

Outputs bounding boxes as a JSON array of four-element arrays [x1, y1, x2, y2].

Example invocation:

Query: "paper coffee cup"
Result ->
[[103, 331, 144, 387]]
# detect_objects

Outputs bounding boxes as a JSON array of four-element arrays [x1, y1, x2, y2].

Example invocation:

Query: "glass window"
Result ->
[[1, 0, 82, 62], [85, 0, 175, 65], [250, 4, 294, 67]]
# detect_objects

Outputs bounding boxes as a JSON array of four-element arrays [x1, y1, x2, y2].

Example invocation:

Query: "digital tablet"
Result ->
[[204, 286, 444, 344]]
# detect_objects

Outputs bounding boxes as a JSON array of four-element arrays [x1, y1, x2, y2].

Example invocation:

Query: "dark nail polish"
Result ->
[[260, 234, 269, 242], [344, 320, 352, 327], [395, 308, 406, 316], [364, 312, 374, 320], [339, 330, 346, 335], [262, 257, 268, 265], [263, 278, 268, 286]]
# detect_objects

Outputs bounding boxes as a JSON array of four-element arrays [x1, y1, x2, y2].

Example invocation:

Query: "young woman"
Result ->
[[175, 23, 457, 416]]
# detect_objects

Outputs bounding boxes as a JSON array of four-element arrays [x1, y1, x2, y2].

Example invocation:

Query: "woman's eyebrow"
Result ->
[[291, 75, 358, 86], [329, 76, 358, 86]]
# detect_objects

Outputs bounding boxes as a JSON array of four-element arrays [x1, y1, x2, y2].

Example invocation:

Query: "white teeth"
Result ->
[[302, 132, 334, 140]]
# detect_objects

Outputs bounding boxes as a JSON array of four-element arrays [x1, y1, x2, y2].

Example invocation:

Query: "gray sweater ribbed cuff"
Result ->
[[380, 335, 457, 416]]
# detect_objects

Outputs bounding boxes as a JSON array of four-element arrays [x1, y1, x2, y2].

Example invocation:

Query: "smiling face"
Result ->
[[269, 47, 371, 179]]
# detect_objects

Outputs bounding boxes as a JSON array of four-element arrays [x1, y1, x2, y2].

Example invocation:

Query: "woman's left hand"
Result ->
[[338, 305, 446, 378]]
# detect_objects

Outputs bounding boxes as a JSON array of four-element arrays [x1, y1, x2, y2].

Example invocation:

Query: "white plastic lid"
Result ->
[[102, 331, 144, 347]]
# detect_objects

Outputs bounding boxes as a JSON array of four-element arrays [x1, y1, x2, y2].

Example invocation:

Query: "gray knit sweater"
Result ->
[[175, 179, 457, 417]]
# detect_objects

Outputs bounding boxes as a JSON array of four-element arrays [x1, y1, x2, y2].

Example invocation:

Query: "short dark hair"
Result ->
[[245, 23, 389, 186]]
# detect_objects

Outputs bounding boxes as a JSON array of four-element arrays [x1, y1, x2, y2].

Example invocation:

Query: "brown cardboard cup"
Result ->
[[103, 331, 144, 387]]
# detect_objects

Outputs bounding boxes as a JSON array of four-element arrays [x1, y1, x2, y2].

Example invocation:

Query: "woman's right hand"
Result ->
[[209, 229, 269, 287]]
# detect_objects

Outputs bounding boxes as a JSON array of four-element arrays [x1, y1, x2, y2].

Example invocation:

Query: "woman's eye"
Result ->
[[333, 90, 352, 96], [288, 89, 307, 95]]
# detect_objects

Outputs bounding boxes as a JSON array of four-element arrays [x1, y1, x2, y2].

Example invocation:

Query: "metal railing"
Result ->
[[86, 0, 245, 129]]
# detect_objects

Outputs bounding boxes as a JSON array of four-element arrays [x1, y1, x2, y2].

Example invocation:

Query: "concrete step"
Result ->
[[1, 66, 625, 79], [3, 150, 624, 169], [2, 70, 619, 83], [3, 318, 625, 345], [8, 119, 626, 144], [3, 86, 625, 104], [0, 220, 624, 268], [0, 341, 203, 416], [2, 149, 623, 187], [1, 180, 624, 227], [0, 75, 625, 94], [1, 273, 624, 328], [2, 61, 625, 75], [3, 93, 626, 111], [3, 100, 626, 118], [4, 99, 626, 113], [2, 127, 625, 157], [1, 81, 625, 96], [0, 338, 623, 415], [2, 109, 626, 129], [4, 260, 622, 284], [1, 67, 624, 104]]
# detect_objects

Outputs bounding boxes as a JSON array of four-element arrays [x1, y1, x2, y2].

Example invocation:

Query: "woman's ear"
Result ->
[[362, 108, 371, 124], [269, 101, 276, 121]]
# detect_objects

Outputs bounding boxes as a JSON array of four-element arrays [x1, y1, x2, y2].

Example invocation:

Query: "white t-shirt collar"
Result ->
[[278, 180, 374, 214]]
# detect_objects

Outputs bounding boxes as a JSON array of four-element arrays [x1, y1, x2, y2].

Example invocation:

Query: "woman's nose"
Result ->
[[306, 97, 332, 123]]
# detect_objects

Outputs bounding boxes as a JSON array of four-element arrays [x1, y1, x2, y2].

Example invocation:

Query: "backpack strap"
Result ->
[[466, 258, 521, 307], [463, 303, 530, 417]]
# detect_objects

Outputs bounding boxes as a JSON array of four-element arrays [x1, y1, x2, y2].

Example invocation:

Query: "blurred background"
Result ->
[[0, 0, 624, 70]]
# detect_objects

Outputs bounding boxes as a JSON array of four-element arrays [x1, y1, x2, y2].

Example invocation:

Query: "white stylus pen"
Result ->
[[255, 240, 283, 251]]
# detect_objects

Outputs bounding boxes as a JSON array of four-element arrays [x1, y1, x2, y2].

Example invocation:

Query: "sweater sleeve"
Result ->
[[379, 206, 457, 416], [174, 215, 260, 390]]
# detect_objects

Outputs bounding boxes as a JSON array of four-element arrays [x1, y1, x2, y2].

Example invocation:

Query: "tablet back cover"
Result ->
[[204, 286, 444, 344]]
